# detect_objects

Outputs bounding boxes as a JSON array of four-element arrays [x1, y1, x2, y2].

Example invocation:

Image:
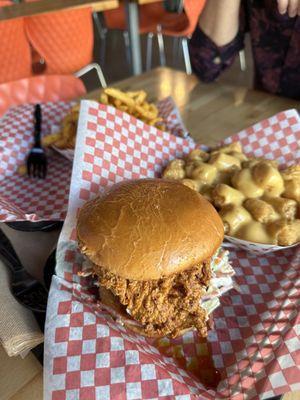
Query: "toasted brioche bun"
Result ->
[[77, 179, 224, 280], [99, 286, 194, 338]]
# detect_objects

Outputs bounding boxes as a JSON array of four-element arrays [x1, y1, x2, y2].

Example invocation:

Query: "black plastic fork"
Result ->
[[26, 104, 47, 179]]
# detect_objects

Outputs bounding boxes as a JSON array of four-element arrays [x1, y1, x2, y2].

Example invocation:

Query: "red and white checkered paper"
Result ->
[[52, 96, 189, 162], [0, 102, 74, 222], [157, 96, 189, 139], [0, 97, 188, 222], [45, 102, 300, 400]]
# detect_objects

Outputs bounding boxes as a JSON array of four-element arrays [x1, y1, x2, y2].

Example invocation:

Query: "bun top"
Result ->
[[77, 179, 224, 280]]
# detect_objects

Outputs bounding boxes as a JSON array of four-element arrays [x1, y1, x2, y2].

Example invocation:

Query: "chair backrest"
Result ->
[[103, 3, 172, 31], [0, 75, 86, 117], [0, 0, 12, 5], [103, 1, 206, 36], [183, 0, 206, 37], [25, 7, 94, 74], [0, 17, 31, 84], [0, 5, 94, 84], [103, 2, 126, 30]]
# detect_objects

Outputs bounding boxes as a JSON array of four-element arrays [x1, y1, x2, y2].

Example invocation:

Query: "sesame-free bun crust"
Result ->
[[77, 179, 224, 280]]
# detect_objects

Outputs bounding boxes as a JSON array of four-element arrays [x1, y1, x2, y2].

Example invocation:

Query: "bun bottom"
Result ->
[[99, 287, 195, 338]]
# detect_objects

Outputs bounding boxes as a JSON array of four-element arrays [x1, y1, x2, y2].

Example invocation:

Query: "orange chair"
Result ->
[[147, 0, 206, 74], [0, 16, 32, 84], [96, 3, 169, 67], [103, 2, 168, 32], [101, 1, 205, 74], [25, 7, 94, 75], [0, 3, 95, 83]]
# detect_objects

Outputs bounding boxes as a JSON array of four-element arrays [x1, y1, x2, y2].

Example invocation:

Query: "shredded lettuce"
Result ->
[[201, 248, 235, 316]]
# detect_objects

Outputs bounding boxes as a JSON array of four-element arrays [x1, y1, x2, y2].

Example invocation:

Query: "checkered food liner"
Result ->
[[0, 97, 186, 222], [0, 102, 74, 222], [51, 96, 189, 161], [44, 101, 300, 400]]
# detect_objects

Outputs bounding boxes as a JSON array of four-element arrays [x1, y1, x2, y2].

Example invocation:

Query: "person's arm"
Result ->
[[189, 0, 244, 83], [199, 0, 241, 46]]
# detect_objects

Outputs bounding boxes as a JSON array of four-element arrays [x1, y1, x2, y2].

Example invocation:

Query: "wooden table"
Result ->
[[0, 0, 118, 21], [86, 67, 299, 145], [1, 67, 299, 400]]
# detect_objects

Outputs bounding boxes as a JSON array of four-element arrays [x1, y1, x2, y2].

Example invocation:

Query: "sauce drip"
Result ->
[[153, 335, 221, 390]]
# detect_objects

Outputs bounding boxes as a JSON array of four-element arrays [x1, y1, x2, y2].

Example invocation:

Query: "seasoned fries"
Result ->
[[17, 164, 27, 176], [41, 88, 165, 151], [42, 104, 79, 150], [100, 88, 165, 130]]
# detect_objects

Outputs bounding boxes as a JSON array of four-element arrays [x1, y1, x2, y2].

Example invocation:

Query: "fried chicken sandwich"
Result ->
[[77, 179, 235, 338]]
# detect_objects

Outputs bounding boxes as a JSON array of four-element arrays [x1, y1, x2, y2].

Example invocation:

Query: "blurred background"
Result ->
[[0, 0, 254, 118]]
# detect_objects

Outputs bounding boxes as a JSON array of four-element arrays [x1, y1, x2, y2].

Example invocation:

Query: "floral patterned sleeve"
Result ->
[[189, 25, 245, 83]]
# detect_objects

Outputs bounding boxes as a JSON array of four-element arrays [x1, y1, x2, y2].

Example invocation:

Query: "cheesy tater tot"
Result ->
[[231, 168, 264, 198], [209, 152, 241, 171], [263, 196, 297, 220], [281, 166, 300, 202], [219, 205, 252, 235], [283, 180, 300, 202], [281, 165, 300, 181], [252, 161, 284, 197], [214, 171, 232, 185], [191, 162, 217, 185], [186, 149, 210, 162], [267, 219, 300, 246], [162, 159, 185, 180], [212, 184, 245, 208], [185, 160, 202, 178], [243, 198, 278, 224]]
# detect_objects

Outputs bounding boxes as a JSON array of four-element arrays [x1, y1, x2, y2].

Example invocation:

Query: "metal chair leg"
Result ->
[[123, 31, 132, 68], [172, 37, 180, 66], [92, 12, 107, 67], [181, 37, 192, 75], [146, 32, 154, 71], [239, 49, 247, 71], [100, 29, 108, 68], [125, 0, 142, 75], [74, 62, 107, 88], [156, 25, 166, 67]]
